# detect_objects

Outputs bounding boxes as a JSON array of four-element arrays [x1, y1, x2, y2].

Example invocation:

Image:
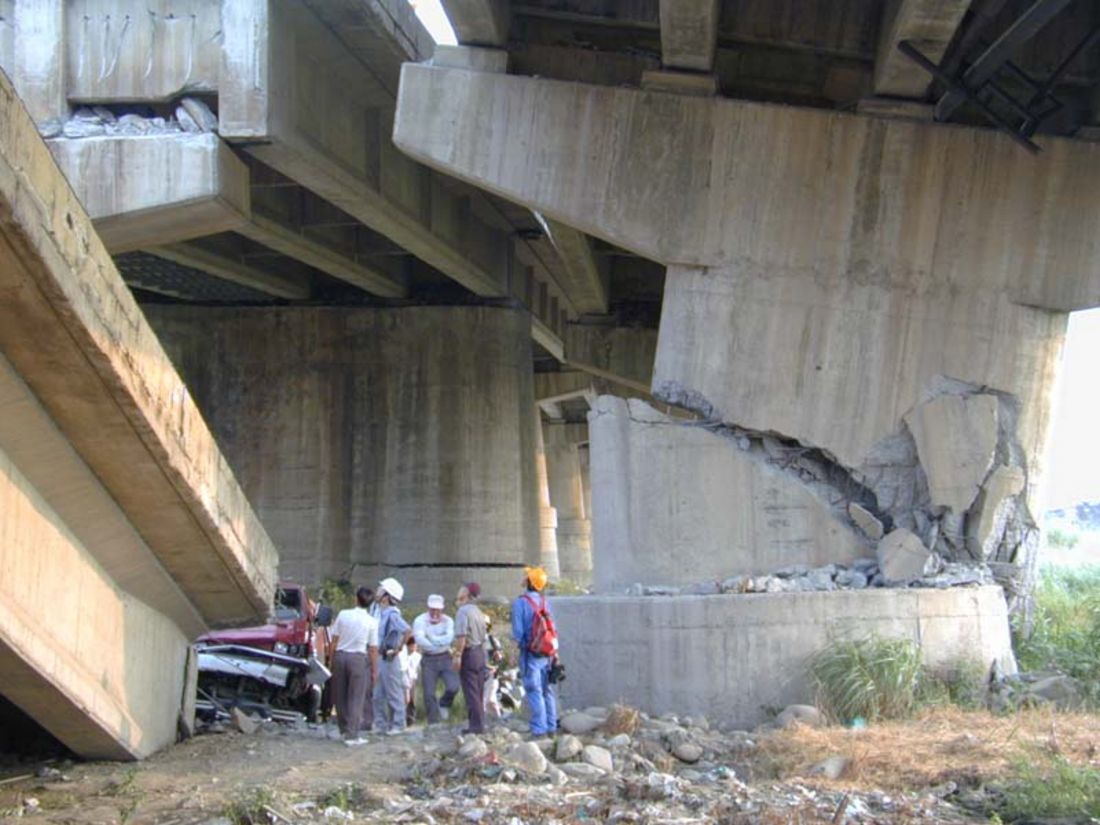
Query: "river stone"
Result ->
[[560, 762, 607, 781], [506, 741, 547, 774], [606, 734, 632, 748], [776, 704, 825, 729], [672, 742, 703, 763], [581, 745, 614, 773], [561, 712, 602, 735], [458, 738, 489, 759], [555, 734, 583, 761]]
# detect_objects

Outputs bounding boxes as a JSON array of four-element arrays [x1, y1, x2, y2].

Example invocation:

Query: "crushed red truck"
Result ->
[[193, 582, 334, 724]]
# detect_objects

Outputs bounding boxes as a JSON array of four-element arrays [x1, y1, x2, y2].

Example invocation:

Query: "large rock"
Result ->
[[561, 711, 602, 735], [903, 394, 998, 513], [776, 704, 824, 729], [672, 742, 703, 763], [877, 529, 934, 583], [560, 762, 608, 781], [505, 741, 547, 774], [581, 745, 614, 773], [555, 734, 584, 762]]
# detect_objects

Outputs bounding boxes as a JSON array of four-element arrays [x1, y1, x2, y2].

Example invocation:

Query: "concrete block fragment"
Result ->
[[848, 502, 884, 540], [877, 528, 933, 583], [431, 44, 509, 73], [967, 465, 1026, 559], [903, 394, 998, 513]]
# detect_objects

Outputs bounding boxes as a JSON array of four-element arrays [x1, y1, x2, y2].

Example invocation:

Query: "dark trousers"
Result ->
[[358, 661, 375, 731], [331, 651, 368, 738], [460, 646, 487, 734], [421, 652, 460, 723]]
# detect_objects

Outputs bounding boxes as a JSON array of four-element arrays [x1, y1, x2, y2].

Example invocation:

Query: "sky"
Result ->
[[404, 1, 1098, 511], [1044, 308, 1100, 510], [408, 0, 457, 44]]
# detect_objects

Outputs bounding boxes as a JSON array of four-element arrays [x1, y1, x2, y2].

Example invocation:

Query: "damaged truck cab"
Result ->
[[194, 583, 333, 724]]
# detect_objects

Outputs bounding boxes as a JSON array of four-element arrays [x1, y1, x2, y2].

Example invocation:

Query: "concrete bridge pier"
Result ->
[[543, 422, 593, 586], [147, 305, 543, 602], [393, 47, 1100, 720]]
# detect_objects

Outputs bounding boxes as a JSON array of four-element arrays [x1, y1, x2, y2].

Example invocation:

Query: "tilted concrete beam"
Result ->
[[875, 0, 974, 98], [440, 0, 511, 47], [535, 213, 609, 315], [658, 0, 720, 72], [0, 70, 276, 758], [220, 0, 510, 297], [48, 133, 251, 252]]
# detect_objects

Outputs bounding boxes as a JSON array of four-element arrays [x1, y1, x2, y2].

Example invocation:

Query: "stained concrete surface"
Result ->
[[552, 586, 1015, 727], [147, 305, 541, 597]]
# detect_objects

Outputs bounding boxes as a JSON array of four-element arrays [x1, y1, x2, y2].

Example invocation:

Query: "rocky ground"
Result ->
[[3, 705, 1099, 825]]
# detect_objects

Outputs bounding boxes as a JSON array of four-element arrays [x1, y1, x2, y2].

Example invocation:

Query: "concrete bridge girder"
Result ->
[[0, 70, 276, 758]]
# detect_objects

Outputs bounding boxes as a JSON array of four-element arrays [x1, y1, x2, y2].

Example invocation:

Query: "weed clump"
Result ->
[[809, 634, 922, 723], [1014, 566, 1100, 706], [993, 756, 1100, 822]]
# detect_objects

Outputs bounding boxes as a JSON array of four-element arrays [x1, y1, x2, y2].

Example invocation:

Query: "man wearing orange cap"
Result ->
[[511, 566, 559, 736]]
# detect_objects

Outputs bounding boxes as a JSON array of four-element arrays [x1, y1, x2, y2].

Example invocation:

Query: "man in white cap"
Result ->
[[372, 577, 413, 734], [413, 594, 459, 723]]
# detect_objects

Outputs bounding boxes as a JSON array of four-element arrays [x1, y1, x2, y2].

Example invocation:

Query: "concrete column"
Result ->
[[534, 409, 561, 580], [146, 305, 541, 600], [578, 442, 592, 532], [543, 422, 592, 586], [13, 0, 66, 127]]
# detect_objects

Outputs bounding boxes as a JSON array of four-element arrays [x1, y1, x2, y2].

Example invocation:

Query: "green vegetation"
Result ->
[[810, 635, 991, 722], [809, 634, 923, 723], [991, 757, 1100, 822], [223, 787, 277, 825], [1045, 528, 1080, 550], [1014, 566, 1100, 705]]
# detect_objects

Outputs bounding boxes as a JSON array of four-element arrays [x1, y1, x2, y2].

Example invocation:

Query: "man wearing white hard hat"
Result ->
[[413, 594, 459, 723], [371, 577, 413, 734]]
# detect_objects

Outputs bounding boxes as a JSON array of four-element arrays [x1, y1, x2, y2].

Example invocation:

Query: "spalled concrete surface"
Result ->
[[589, 396, 865, 592], [0, 69, 277, 758], [552, 586, 1015, 727], [147, 305, 541, 596]]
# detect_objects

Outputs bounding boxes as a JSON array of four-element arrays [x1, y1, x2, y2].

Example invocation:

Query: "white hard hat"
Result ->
[[427, 594, 445, 609], [379, 577, 404, 603]]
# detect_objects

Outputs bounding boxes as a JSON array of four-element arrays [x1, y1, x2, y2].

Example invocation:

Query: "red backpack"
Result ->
[[522, 594, 559, 657]]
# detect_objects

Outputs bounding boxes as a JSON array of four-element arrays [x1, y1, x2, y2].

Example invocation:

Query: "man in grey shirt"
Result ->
[[452, 582, 488, 734]]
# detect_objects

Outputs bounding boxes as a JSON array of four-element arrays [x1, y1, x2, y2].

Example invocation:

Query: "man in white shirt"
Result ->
[[412, 594, 459, 723], [328, 586, 379, 745]]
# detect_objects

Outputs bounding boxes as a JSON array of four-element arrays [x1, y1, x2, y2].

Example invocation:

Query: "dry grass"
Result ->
[[754, 706, 1100, 792], [604, 704, 642, 736]]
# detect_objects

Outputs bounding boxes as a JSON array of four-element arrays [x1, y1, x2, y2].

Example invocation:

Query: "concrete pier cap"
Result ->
[[551, 586, 1016, 727]]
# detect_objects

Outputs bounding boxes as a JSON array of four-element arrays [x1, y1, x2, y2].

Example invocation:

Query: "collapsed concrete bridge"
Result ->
[[1, 0, 1100, 736]]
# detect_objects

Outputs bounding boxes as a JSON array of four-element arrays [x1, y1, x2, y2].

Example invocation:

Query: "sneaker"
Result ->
[[385, 728, 407, 736], [344, 737, 368, 747]]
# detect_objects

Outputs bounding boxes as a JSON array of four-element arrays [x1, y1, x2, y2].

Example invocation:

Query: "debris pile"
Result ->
[[625, 557, 996, 597], [43, 98, 219, 140], [313, 705, 979, 823]]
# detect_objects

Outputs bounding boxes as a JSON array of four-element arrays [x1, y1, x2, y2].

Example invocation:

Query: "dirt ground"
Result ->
[[2, 708, 1098, 824]]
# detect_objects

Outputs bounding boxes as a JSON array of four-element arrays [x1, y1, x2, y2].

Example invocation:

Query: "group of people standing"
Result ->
[[326, 567, 558, 744]]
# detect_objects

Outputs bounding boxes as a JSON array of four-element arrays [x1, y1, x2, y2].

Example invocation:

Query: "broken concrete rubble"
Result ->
[[904, 393, 999, 513], [877, 528, 936, 583]]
